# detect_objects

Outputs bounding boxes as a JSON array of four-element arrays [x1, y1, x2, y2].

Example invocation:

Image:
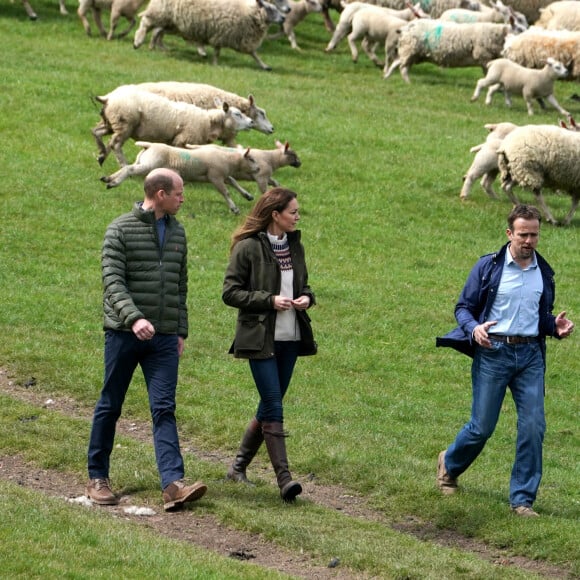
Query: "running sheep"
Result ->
[[77, 0, 146, 39], [384, 20, 512, 82], [439, 0, 529, 31], [502, 27, 580, 80], [534, 0, 580, 30], [470, 57, 569, 115], [92, 89, 254, 167], [101, 142, 259, 214], [269, 0, 323, 50], [133, 0, 285, 70], [460, 122, 519, 199], [498, 124, 580, 225], [115, 81, 275, 138]]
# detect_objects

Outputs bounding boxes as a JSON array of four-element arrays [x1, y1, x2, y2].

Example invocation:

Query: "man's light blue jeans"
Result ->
[[445, 340, 546, 508]]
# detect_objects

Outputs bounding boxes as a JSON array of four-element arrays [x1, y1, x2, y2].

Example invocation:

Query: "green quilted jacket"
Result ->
[[102, 202, 188, 337]]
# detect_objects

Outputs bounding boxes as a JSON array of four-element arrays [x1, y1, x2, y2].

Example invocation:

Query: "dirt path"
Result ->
[[0, 367, 572, 579]]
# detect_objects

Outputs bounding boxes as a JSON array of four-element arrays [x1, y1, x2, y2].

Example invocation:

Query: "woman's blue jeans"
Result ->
[[445, 340, 546, 507], [249, 341, 301, 423], [88, 330, 185, 490]]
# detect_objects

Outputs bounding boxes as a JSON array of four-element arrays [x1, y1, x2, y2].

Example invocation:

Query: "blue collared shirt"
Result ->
[[487, 246, 543, 336]]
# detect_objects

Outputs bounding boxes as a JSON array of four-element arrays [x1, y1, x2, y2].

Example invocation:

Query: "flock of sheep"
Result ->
[[19, 0, 580, 224]]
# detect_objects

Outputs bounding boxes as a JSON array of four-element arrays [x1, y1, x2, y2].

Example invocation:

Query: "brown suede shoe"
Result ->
[[163, 480, 207, 512], [437, 451, 458, 495], [86, 478, 119, 505], [511, 505, 540, 517]]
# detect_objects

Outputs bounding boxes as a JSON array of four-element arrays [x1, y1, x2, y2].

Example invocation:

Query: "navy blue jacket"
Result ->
[[436, 243, 560, 362]]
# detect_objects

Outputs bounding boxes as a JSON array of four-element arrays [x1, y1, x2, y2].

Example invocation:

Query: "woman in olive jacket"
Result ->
[[222, 188, 316, 502]]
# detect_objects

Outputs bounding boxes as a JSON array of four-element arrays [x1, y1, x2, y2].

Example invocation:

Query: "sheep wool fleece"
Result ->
[[102, 202, 188, 337]]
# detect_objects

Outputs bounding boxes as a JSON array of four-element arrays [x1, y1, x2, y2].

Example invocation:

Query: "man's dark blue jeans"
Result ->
[[88, 330, 185, 490]]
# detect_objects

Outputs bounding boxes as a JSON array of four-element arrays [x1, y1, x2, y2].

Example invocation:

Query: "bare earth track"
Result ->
[[0, 367, 571, 579]]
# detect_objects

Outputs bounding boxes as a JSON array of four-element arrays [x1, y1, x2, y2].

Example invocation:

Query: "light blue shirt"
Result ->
[[488, 246, 543, 336]]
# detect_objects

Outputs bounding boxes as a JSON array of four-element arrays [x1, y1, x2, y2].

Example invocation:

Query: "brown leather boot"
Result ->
[[226, 417, 263, 485], [262, 421, 302, 502], [162, 479, 207, 512]]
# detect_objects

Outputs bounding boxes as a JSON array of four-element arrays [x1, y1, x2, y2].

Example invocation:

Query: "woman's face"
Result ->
[[270, 198, 300, 237]]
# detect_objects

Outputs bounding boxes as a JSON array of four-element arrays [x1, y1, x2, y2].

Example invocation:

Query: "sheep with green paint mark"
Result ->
[[384, 19, 511, 82]]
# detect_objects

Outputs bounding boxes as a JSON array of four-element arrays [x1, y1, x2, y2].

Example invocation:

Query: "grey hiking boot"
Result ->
[[86, 478, 119, 505], [163, 479, 207, 512], [437, 451, 458, 495]]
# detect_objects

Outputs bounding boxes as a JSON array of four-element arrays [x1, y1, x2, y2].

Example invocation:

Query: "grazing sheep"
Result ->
[[460, 122, 519, 199], [101, 142, 259, 214], [269, 0, 323, 50], [77, 0, 146, 39], [21, 0, 68, 19], [92, 89, 254, 166], [187, 140, 302, 193], [129, 81, 275, 137], [133, 0, 285, 70], [384, 20, 511, 82], [502, 27, 580, 79], [471, 57, 569, 115], [497, 124, 580, 225], [535, 0, 580, 30]]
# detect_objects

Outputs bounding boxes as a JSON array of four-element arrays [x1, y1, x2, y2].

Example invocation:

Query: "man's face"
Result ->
[[161, 178, 184, 215], [507, 218, 540, 261]]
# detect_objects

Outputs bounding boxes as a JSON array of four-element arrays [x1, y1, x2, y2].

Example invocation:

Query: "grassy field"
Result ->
[[1, 1, 579, 577]]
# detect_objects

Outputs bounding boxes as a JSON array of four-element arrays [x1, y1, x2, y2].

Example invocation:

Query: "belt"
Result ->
[[488, 334, 539, 344]]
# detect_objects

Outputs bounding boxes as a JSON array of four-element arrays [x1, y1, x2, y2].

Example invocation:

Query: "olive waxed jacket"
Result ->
[[102, 202, 188, 337], [222, 230, 316, 359]]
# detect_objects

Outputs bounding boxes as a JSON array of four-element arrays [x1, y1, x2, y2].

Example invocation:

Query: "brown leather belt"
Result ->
[[488, 334, 539, 344]]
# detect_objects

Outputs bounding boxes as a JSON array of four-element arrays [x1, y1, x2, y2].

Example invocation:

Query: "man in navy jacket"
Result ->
[[436, 205, 574, 517]]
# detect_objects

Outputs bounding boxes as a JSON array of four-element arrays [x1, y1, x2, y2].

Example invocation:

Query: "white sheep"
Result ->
[[471, 57, 569, 115], [101, 142, 259, 214], [21, 0, 67, 19], [187, 140, 302, 193], [129, 81, 275, 137], [133, 0, 285, 70], [502, 27, 580, 79], [77, 0, 146, 40], [535, 0, 580, 29], [92, 89, 254, 166], [460, 122, 519, 199], [497, 124, 580, 225], [440, 0, 529, 32], [269, 0, 323, 50], [384, 20, 511, 82]]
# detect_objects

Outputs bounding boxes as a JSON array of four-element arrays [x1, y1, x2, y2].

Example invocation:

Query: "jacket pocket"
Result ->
[[235, 313, 268, 352]]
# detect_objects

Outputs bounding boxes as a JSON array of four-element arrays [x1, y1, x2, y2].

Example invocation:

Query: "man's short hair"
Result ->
[[508, 204, 542, 230]]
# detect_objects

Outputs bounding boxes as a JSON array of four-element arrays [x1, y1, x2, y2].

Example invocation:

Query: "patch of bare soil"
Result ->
[[0, 367, 572, 579]]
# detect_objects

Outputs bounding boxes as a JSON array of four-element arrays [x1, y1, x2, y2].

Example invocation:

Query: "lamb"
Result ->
[[187, 140, 302, 193], [470, 57, 569, 115], [121, 81, 275, 138], [133, 0, 285, 70], [502, 27, 580, 80], [439, 0, 529, 32], [497, 124, 580, 225], [101, 142, 259, 214], [384, 20, 511, 82], [325, 2, 425, 68], [21, 0, 67, 19], [77, 0, 146, 39], [460, 122, 519, 199], [92, 89, 254, 166], [269, 0, 323, 50], [535, 0, 580, 30]]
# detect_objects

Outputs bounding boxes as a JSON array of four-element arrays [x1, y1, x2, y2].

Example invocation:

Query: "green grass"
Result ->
[[1, 1, 579, 577]]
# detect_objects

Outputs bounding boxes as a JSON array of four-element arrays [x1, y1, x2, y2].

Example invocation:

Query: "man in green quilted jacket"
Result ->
[[87, 168, 207, 512]]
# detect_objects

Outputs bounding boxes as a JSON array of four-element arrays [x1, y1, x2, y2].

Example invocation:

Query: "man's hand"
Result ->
[[555, 311, 575, 338], [132, 318, 155, 341], [473, 320, 498, 348]]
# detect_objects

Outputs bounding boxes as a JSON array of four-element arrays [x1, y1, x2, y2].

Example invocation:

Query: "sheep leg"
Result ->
[[208, 179, 240, 214], [501, 179, 520, 205], [544, 94, 569, 116], [347, 33, 360, 63], [361, 38, 383, 67], [77, 6, 92, 35], [325, 22, 350, 52], [134, 15, 152, 48], [559, 194, 579, 226], [484, 83, 504, 106], [109, 15, 136, 40], [101, 163, 150, 188], [250, 50, 272, 71], [92, 7, 107, 37], [58, 0, 68, 15], [92, 122, 111, 165], [225, 177, 254, 201], [384, 58, 406, 82], [533, 188, 560, 226], [22, 0, 37, 19]]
